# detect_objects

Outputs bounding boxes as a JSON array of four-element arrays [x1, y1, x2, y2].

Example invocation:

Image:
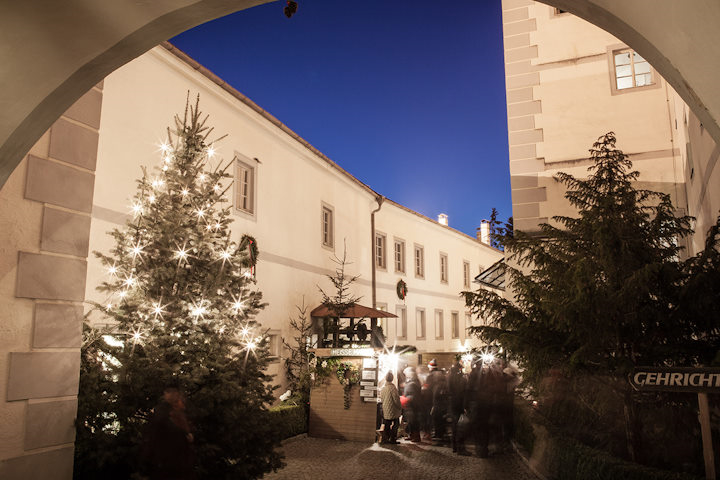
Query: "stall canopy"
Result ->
[[311, 303, 397, 348], [310, 304, 397, 319]]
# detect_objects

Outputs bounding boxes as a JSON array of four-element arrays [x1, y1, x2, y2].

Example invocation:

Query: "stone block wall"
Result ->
[[0, 84, 102, 479]]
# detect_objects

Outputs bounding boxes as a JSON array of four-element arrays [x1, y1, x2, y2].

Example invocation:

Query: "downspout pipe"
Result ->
[[370, 194, 385, 308]]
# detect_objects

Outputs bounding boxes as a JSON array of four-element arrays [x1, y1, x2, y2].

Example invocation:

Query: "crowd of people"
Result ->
[[379, 356, 520, 458]]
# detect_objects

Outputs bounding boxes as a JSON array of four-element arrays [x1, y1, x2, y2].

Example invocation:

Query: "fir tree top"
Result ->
[[93, 95, 264, 359]]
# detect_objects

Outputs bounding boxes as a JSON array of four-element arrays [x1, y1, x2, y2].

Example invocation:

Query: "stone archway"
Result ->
[[534, 0, 720, 159], [1, 2, 720, 191], [2, 1, 720, 478], [0, 0, 272, 190]]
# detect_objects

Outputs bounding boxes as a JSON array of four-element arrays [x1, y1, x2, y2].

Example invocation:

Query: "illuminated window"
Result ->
[[613, 49, 653, 90]]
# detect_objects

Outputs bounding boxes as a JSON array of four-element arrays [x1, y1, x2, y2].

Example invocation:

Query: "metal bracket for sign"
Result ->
[[630, 367, 719, 480]]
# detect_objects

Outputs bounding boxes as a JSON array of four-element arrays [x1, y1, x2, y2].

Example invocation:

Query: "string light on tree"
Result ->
[[82, 97, 278, 478]]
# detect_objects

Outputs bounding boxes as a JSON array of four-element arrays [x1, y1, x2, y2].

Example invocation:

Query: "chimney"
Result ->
[[437, 213, 448, 226], [477, 220, 490, 244]]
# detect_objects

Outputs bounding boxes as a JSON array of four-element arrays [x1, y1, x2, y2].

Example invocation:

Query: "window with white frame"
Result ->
[[612, 48, 654, 91], [416, 308, 426, 340], [376, 302, 387, 337], [266, 330, 281, 360], [375, 232, 387, 269], [440, 253, 448, 283], [394, 238, 405, 274], [396, 305, 407, 340], [435, 309, 444, 339], [234, 156, 257, 215], [463, 261, 471, 289], [451, 311, 460, 339], [321, 203, 334, 248], [414, 244, 424, 278]]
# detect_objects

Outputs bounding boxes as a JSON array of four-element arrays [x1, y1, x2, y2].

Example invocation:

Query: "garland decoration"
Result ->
[[336, 361, 360, 409], [396, 279, 408, 300]]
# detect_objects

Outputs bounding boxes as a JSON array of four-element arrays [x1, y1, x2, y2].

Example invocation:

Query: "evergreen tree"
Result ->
[[318, 243, 362, 317], [463, 132, 720, 462], [76, 97, 282, 479], [281, 298, 316, 406]]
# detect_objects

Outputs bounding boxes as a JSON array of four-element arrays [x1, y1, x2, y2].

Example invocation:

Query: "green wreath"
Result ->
[[239, 234, 259, 267], [396, 279, 408, 300], [336, 361, 360, 409], [336, 361, 360, 386]]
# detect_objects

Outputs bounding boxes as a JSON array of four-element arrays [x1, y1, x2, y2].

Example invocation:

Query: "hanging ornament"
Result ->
[[396, 279, 408, 300], [284, 0, 298, 18]]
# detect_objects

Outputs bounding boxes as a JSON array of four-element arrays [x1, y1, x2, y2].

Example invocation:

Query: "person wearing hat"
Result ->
[[379, 371, 402, 444]]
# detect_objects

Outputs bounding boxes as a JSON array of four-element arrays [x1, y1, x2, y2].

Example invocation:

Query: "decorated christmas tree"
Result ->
[[75, 97, 282, 479]]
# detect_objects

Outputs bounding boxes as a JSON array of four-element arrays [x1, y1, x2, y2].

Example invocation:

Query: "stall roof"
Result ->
[[474, 258, 506, 291], [310, 303, 398, 318]]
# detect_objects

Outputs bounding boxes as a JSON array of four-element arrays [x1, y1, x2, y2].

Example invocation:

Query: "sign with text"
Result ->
[[630, 367, 720, 393]]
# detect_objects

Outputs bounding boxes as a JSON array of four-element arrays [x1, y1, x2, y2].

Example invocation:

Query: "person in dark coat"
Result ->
[[402, 367, 422, 442], [423, 359, 442, 440], [465, 360, 492, 458], [142, 385, 195, 480], [447, 360, 469, 454]]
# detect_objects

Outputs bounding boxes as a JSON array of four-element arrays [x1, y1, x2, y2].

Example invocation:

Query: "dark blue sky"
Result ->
[[172, 0, 510, 237]]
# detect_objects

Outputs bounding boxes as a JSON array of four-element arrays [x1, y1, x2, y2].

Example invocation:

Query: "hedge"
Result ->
[[550, 437, 700, 480], [513, 400, 700, 480], [269, 404, 307, 440]]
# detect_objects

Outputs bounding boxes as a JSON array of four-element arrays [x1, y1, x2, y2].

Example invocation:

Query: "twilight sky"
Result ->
[[172, 0, 510, 237]]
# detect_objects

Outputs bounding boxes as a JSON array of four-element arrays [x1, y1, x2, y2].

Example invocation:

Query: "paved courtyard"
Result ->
[[265, 436, 540, 480]]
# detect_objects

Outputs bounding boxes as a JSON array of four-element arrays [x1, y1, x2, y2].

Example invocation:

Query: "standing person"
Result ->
[[379, 371, 402, 444], [431, 369, 449, 444], [423, 359, 441, 440], [403, 367, 422, 442], [447, 360, 469, 454], [465, 360, 491, 458], [141, 384, 195, 480]]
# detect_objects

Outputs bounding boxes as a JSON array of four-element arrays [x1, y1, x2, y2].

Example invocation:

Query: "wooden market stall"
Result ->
[[307, 304, 396, 442]]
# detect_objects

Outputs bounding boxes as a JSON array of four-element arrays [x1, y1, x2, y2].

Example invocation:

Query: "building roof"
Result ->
[[160, 42, 502, 254], [474, 258, 506, 290]]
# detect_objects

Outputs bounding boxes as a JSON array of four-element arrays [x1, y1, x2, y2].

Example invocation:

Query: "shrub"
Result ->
[[269, 404, 307, 440], [550, 437, 701, 480]]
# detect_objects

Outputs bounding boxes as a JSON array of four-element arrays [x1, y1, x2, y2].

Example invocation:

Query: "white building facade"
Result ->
[[87, 44, 503, 384], [501, 1, 720, 255]]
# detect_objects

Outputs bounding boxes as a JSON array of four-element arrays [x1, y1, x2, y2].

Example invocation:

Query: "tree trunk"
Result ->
[[623, 385, 643, 463]]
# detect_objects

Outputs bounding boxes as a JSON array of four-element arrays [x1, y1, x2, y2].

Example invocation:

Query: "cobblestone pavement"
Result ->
[[265, 436, 540, 480]]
